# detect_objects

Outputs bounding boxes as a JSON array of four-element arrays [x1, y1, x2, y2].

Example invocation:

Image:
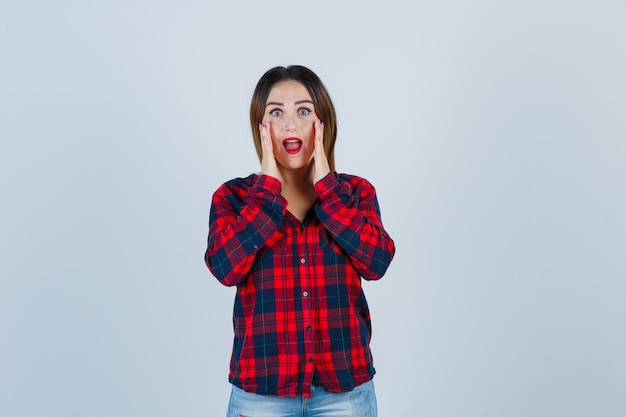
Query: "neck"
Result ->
[[278, 164, 314, 190]]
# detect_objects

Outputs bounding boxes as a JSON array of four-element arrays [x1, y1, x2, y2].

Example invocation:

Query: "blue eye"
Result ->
[[270, 109, 282, 117], [299, 108, 311, 116]]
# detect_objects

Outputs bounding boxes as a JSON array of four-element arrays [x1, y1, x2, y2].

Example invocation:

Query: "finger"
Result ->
[[314, 119, 324, 145], [312, 120, 330, 183], [259, 122, 274, 154], [313, 120, 324, 156]]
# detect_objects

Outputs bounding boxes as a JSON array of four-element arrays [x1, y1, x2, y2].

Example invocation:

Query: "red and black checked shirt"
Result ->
[[205, 172, 395, 397]]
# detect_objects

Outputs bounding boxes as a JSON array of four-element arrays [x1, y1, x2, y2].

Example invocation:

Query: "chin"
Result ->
[[279, 158, 313, 172]]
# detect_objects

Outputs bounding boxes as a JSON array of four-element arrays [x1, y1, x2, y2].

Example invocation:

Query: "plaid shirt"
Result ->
[[205, 172, 395, 397]]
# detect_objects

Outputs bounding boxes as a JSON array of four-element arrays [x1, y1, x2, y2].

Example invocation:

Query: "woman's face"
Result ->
[[263, 80, 318, 171]]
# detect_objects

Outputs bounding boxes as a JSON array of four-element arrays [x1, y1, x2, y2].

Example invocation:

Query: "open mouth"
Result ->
[[282, 138, 303, 155]]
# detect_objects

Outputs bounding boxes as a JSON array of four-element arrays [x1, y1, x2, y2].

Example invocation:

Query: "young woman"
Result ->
[[205, 65, 395, 417]]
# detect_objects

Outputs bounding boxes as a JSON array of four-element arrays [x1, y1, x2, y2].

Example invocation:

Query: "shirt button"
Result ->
[[303, 291, 309, 297], [306, 325, 312, 331], [308, 357, 314, 363], [300, 258, 306, 264]]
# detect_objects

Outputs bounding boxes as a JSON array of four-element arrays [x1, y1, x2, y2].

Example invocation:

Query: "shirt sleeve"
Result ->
[[314, 172, 395, 280], [205, 175, 287, 286]]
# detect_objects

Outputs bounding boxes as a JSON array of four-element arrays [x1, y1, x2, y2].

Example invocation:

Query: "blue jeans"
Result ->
[[226, 379, 377, 417]]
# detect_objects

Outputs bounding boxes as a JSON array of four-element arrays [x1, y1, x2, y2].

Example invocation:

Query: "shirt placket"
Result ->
[[297, 222, 315, 392]]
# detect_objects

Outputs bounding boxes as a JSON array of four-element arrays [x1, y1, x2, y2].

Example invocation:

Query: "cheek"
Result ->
[[304, 122, 315, 141], [268, 123, 280, 140]]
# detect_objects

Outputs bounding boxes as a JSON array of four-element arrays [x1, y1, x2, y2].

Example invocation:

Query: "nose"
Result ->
[[283, 114, 297, 132]]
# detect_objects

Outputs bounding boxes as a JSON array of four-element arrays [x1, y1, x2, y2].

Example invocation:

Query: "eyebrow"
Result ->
[[265, 100, 314, 107]]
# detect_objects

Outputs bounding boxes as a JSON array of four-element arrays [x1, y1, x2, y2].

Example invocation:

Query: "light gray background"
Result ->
[[1, 1, 625, 416]]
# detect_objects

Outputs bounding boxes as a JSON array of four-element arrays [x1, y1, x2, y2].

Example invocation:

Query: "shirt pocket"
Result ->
[[257, 231, 287, 258], [319, 229, 344, 256], [254, 231, 288, 275]]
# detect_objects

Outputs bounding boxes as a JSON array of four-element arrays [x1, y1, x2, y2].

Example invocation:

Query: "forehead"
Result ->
[[266, 80, 311, 102]]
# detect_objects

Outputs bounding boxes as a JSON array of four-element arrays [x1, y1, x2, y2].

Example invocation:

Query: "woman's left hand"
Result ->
[[312, 120, 330, 184]]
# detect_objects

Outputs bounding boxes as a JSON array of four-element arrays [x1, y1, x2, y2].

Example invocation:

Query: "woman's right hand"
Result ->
[[259, 122, 282, 183]]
